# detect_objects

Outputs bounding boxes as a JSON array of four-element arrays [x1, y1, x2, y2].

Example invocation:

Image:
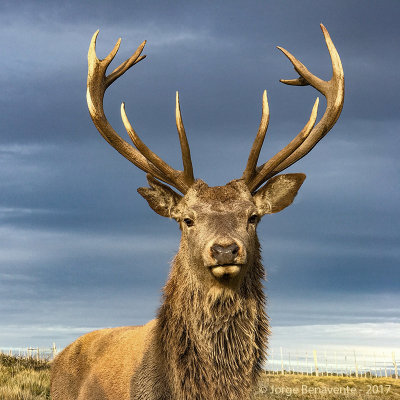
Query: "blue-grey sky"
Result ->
[[0, 1, 399, 352]]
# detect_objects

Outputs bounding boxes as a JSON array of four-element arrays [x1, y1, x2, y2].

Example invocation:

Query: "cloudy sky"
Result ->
[[1, 1, 399, 354]]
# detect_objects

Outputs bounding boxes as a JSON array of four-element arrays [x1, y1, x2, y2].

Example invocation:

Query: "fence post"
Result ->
[[280, 347, 284, 375], [52, 343, 57, 359], [325, 350, 328, 376], [364, 353, 368, 378], [313, 350, 319, 376], [384, 353, 388, 378], [305, 352, 309, 376], [342, 352, 345, 376], [392, 352, 398, 379], [354, 350, 358, 378], [335, 351, 338, 376]]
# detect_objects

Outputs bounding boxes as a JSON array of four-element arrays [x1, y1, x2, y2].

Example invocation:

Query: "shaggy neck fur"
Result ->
[[156, 238, 269, 400]]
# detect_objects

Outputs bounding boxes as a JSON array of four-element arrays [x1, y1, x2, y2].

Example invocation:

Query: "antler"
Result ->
[[87, 30, 195, 194], [243, 24, 344, 193]]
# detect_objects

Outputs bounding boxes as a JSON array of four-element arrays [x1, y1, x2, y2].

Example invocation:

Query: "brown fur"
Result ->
[[51, 175, 305, 400]]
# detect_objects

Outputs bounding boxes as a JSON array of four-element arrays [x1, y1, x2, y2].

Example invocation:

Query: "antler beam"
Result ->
[[87, 31, 195, 194], [243, 24, 344, 193]]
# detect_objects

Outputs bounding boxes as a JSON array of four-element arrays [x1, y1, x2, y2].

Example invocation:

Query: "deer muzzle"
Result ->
[[211, 243, 239, 265], [206, 240, 246, 278]]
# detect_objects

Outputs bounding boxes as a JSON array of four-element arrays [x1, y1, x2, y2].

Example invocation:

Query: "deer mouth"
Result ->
[[209, 264, 242, 279]]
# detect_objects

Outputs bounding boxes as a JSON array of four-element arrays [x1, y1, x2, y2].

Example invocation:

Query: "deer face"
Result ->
[[138, 173, 305, 287]]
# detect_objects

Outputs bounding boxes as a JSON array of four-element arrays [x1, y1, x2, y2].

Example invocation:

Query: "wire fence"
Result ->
[[265, 348, 399, 379], [0, 343, 57, 361], [0, 345, 398, 379]]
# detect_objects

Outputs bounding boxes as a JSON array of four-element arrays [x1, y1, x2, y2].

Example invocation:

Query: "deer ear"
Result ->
[[253, 173, 306, 215], [137, 175, 182, 218]]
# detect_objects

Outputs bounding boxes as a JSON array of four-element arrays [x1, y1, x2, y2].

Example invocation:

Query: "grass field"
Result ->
[[0, 354, 50, 400], [255, 373, 400, 399], [0, 354, 399, 399]]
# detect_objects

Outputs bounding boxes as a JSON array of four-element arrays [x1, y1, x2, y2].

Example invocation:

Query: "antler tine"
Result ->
[[248, 98, 319, 193], [176, 92, 195, 184], [242, 90, 270, 184], [106, 40, 147, 88], [121, 103, 191, 193], [87, 31, 163, 179], [87, 30, 194, 194], [276, 46, 327, 94], [267, 24, 344, 177], [246, 24, 344, 192]]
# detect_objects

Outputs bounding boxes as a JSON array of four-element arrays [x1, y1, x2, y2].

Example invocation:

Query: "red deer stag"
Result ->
[[51, 24, 344, 400]]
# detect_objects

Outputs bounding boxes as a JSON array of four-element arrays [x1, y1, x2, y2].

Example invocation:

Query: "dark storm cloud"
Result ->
[[0, 0, 399, 348]]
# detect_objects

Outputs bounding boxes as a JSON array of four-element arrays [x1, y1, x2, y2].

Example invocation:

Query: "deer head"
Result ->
[[87, 24, 344, 289]]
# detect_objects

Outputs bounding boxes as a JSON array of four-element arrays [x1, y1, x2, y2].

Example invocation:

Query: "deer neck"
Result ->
[[155, 240, 269, 399]]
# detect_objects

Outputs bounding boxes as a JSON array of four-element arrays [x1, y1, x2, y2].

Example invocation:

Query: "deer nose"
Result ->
[[210, 243, 240, 265]]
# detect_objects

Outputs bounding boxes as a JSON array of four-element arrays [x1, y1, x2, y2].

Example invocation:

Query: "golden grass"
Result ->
[[255, 373, 400, 399], [0, 354, 399, 399], [0, 354, 50, 400]]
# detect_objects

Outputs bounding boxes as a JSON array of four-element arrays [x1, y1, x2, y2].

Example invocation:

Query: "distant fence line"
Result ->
[[0, 343, 58, 361], [0, 345, 398, 379], [265, 348, 399, 379]]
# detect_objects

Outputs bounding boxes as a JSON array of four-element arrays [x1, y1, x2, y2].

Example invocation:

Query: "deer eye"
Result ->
[[248, 214, 258, 224], [183, 218, 194, 227]]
